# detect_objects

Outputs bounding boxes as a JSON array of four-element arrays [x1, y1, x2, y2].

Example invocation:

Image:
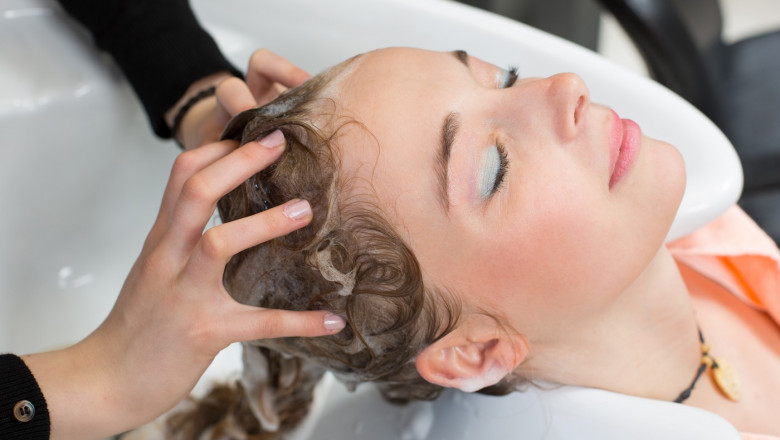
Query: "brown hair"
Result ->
[[167, 59, 513, 440]]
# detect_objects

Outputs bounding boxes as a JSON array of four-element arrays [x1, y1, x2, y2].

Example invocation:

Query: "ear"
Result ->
[[415, 315, 528, 392]]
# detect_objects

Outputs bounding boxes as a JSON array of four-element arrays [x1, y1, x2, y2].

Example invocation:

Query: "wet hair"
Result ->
[[167, 59, 516, 440]]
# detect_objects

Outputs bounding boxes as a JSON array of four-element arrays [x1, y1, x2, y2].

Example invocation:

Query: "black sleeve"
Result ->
[[56, 0, 243, 138], [0, 354, 50, 440]]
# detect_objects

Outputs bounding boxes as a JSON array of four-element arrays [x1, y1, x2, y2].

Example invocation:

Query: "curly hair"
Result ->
[[167, 59, 515, 440]]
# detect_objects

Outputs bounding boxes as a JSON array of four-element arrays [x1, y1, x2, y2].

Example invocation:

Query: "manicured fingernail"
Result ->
[[283, 199, 311, 221], [257, 129, 285, 149], [324, 313, 346, 333]]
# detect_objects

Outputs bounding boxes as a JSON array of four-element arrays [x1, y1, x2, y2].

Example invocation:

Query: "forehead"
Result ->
[[339, 49, 442, 129], [333, 48, 457, 220]]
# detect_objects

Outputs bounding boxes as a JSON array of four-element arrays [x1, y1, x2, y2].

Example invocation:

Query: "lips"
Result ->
[[608, 110, 641, 189]]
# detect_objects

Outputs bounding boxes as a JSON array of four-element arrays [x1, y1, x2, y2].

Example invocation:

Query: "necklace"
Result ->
[[674, 328, 742, 403]]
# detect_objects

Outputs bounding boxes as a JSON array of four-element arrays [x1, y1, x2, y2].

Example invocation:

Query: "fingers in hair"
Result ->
[[185, 199, 312, 283], [165, 136, 287, 255], [148, 140, 238, 247]]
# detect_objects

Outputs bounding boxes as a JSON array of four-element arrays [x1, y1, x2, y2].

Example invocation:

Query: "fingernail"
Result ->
[[324, 313, 346, 333], [257, 129, 285, 149], [283, 199, 311, 221]]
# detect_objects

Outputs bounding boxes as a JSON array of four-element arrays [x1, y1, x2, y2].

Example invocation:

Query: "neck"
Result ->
[[519, 247, 702, 401]]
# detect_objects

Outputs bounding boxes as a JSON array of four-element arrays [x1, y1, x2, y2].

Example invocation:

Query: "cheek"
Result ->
[[515, 139, 685, 309], [511, 186, 615, 295], [481, 166, 651, 320]]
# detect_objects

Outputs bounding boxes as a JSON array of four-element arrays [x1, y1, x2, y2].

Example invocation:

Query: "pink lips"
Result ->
[[608, 109, 641, 189]]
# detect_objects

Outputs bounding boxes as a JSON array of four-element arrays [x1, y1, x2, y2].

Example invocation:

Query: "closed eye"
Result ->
[[477, 142, 510, 200]]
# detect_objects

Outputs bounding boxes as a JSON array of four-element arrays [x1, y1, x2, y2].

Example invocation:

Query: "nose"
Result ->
[[547, 73, 590, 142]]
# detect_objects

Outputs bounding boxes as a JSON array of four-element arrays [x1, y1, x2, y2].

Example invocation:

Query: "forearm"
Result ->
[[21, 349, 95, 440], [20, 325, 180, 440], [21, 340, 137, 440]]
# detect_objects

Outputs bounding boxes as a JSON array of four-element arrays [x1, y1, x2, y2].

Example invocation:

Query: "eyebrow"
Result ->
[[436, 111, 460, 212], [435, 51, 469, 212]]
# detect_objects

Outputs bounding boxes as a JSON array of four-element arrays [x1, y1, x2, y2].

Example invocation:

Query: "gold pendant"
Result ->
[[711, 357, 741, 401]]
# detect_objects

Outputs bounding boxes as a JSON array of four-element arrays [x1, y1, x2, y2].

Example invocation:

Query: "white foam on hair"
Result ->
[[307, 173, 357, 296], [314, 246, 356, 297], [314, 175, 341, 241], [198, 416, 251, 440], [258, 95, 302, 117], [240, 344, 280, 432]]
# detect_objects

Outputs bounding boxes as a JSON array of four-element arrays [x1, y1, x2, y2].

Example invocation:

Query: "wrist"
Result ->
[[175, 94, 222, 150], [165, 71, 235, 148], [170, 87, 217, 149]]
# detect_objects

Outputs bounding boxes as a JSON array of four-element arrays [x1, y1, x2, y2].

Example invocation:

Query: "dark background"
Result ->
[[454, 0, 602, 50]]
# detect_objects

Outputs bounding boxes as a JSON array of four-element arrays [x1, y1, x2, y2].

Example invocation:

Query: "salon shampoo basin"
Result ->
[[196, 2, 743, 438], [288, 375, 741, 440]]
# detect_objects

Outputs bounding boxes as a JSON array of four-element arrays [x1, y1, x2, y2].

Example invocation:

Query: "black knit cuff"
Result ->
[[0, 354, 50, 440]]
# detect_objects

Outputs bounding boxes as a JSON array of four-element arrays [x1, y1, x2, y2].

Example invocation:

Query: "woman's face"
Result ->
[[333, 47, 685, 340]]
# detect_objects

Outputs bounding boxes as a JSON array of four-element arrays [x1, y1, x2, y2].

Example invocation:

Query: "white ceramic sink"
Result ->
[[0, 0, 742, 438]]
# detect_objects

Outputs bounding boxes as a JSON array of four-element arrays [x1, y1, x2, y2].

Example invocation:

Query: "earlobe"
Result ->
[[415, 319, 528, 392]]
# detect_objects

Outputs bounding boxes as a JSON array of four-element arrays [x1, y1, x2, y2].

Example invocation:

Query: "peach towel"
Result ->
[[668, 206, 780, 440]]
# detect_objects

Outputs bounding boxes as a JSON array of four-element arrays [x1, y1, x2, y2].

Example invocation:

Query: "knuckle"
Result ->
[[269, 208, 293, 231], [258, 313, 285, 338], [180, 174, 214, 205], [249, 49, 273, 67], [172, 150, 202, 177], [200, 228, 230, 260]]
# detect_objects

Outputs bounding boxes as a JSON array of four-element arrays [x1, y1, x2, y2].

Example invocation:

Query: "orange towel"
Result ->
[[667, 206, 780, 440], [669, 206, 780, 323]]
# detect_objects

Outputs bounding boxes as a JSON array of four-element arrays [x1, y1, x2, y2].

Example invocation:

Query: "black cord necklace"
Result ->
[[673, 327, 742, 403]]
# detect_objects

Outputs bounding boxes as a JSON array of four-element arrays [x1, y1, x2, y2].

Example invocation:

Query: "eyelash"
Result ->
[[502, 66, 519, 88], [490, 142, 509, 197], [488, 67, 516, 197]]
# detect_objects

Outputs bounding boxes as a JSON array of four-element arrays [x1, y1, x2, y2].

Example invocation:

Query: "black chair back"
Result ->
[[597, 0, 725, 123], [598, 0, 780, 243]]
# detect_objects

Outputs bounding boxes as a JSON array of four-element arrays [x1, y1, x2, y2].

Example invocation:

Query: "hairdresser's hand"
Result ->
[[244, 49, 311, 106], [173, 50, 311, 150], [23, 133, 344, 440]]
